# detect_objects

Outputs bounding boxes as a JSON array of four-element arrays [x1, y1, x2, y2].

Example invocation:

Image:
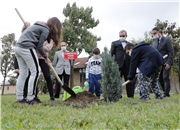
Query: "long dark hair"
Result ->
[[46, 17, 62, 49]]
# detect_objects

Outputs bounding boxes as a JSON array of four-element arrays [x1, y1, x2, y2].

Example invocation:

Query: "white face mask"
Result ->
[[120, 37, 126, 42], [153, 34, 159, 39], [61, 46, 66, 51], [129, 51, 132, 56], [94, 55, 99, 59]]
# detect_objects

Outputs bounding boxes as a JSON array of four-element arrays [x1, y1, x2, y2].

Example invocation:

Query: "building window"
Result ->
[[7, 86, 9, 90]]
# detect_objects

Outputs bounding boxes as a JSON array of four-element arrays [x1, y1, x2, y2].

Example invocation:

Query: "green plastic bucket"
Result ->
[[63, 82, 89, 101], [63, 86, 82, 101]]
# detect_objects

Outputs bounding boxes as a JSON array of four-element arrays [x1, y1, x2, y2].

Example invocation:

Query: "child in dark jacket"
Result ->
[[127, 41, 164, 100]]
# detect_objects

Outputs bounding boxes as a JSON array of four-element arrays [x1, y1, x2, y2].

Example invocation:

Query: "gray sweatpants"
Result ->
[[15, 47, 41, 100]]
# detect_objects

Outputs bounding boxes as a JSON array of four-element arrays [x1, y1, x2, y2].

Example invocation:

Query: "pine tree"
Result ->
[[101, 47, 123, 102]]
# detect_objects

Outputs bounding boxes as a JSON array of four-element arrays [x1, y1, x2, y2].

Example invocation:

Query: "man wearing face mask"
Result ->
[[152, 27, 174, 98], [111, 30, 133, 98], [53, 42, 71, 98]]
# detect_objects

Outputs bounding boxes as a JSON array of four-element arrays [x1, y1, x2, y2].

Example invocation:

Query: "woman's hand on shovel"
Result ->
[[45, 57, 51, 66], [22, 22, 30, 32]]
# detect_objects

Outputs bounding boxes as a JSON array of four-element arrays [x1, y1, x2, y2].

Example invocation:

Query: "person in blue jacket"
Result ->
[[127, 41, 164, 100]]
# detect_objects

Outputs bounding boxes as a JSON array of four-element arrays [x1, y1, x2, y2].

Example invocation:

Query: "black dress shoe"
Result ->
[[163, 95, 170, 98], [54, 96, 59, 99], [50, 97, 55, 101], [156, 96, 163, 99]]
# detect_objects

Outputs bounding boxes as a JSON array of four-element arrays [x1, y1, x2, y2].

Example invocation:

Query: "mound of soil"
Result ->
[[63, 90, 99, 107]]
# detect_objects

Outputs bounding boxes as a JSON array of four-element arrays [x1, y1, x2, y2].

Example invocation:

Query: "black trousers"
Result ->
[[54, 70, 70, 98], [24, 59, 54, 99], [17, 72, 30, 99], [22, 71, 30, 99], [119, 62, 133, 98], [159, 65, 171, 96]]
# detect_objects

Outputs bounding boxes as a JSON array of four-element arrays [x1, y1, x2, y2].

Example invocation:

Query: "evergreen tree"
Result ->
[[8, 75, 18, 85], [101, 47, 123, 102]]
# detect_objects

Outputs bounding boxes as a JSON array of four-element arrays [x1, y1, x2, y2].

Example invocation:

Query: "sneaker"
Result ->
[[138, 96, 151, 101], [156, 96, 163, 99], [97, 96, 100, 99], [15, 99, 27, 103], [100, 97, 104, 100], [27, 98, 42, 105], [50, 97, 55, 101], [34, 97, 42, 103]]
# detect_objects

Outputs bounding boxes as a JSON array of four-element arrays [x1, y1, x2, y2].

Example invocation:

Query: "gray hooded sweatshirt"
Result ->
[[16, 22, 49, 58]]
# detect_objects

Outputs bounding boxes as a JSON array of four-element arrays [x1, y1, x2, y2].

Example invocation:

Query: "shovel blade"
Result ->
[[62, 84, 76, 97]]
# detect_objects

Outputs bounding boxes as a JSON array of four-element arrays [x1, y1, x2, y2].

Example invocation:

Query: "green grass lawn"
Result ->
[[1, 93, 180, 129]]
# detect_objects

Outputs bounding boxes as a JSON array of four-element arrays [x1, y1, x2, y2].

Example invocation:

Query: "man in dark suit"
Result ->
[[152, 27, 174, 98], [111, 30, 133, 98]]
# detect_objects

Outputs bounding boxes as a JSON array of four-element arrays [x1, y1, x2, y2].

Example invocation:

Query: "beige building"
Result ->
[[73, 57, 89, 87], [0, 85, 16, 94]]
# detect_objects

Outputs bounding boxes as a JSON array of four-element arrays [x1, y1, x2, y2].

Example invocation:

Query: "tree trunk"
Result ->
[[41, 81, 44, 95], [171, 71, 178, 93], [70, 60, 75, 89], [1, 77, 6, 95]]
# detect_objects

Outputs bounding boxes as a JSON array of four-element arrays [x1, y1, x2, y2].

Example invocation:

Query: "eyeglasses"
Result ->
[[120, 35, 126, 37]]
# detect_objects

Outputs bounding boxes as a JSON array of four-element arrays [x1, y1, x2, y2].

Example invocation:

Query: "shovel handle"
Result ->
[[15, 8, 25, 23], [122, 54, 168, 86], [122, 74, 138, 86], [163, 54, 168, 59], [49, 63, 63, 86]]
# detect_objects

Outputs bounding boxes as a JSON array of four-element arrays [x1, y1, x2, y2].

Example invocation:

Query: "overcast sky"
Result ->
[[0, 0, 179, 82]]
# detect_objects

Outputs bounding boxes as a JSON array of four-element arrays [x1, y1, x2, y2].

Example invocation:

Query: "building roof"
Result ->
[[74, 57, 89, 69]]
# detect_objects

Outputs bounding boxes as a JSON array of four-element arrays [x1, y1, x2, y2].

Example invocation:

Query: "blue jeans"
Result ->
[[89, 73, 101, 96]]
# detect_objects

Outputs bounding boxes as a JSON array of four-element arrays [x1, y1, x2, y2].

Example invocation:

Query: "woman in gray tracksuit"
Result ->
[[15, 17, 62, 104]]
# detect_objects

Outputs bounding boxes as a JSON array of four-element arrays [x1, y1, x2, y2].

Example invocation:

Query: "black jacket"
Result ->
[[14, 57, 19, 70], [152, 36, 174, 65], [128, 42, 164, 80], [111, 40, 130, 68]]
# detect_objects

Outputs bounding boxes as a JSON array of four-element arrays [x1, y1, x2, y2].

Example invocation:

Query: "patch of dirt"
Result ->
[[63, 90, 100, 107]]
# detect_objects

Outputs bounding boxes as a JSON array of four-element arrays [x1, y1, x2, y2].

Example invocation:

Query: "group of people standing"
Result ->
[[14, 16, 175, 104], [111, 27, 174, 100]]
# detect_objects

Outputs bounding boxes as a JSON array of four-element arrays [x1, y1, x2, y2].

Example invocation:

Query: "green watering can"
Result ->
[[63, 81, 89, 101]]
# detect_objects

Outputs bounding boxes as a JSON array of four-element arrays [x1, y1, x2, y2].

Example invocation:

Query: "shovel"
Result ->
[[15, 8, 76, 97], [49, 64, 76, 97]]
